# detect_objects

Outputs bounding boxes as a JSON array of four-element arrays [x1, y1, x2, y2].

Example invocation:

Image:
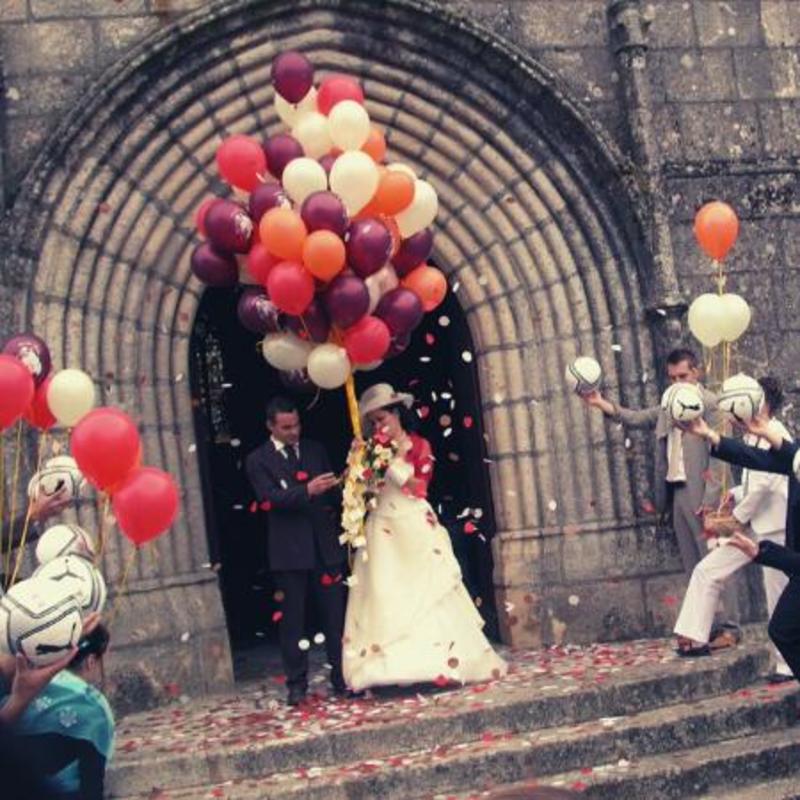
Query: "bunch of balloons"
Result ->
[[191, 50, 448, 391], [688, 201, 750, 348], [0, 333, 179, 550]]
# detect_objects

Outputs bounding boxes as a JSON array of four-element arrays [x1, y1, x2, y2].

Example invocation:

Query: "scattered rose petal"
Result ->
[[461, 351, 473, 363]]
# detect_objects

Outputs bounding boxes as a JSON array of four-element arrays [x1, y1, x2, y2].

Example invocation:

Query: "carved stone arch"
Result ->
[[1, 0, 669, 697]]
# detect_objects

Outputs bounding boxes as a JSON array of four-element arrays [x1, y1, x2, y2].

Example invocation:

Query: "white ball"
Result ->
[[0, 578, 83, 666], [661, 382, 705, 424], [565, 356, 603, 395], [27, 456, 85, 501], [35, 524, 96, 566], [718, 373, 764, 425], [33, 555, 107, 614]]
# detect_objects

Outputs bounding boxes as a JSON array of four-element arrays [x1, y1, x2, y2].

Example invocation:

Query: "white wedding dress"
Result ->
[[342, 439, 507, 690]]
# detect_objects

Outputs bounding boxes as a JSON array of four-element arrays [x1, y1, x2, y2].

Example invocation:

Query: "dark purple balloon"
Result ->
[[190, 243, 239, 287], [300, 191, 348, 236], [374, 288, 424, 337], [346, 218, 392, 278], [2, 333, 51, 386], [318, 154, 337, 174], [263, 134, 304, 180], [249, 182, 289, 224], [271, 51, 314, 104], [279, 368, 317, 394], [392, 227, 434, 277], [386, 332, 411, 359], [285, 297, 331, 343], [237, 287, 282, 335], [205, 200, 254, 254], [324, 274, 370, 329]]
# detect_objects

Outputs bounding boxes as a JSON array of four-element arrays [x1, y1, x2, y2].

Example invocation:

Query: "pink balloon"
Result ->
[[266, 261, 315, 316], [344, 316, 391, 364]]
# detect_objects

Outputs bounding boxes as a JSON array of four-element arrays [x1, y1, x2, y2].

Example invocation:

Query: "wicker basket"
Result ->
[[703, 512, 740, 538]]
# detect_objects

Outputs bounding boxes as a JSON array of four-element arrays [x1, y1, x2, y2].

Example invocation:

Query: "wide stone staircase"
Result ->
[[108, 635, 800, 799]]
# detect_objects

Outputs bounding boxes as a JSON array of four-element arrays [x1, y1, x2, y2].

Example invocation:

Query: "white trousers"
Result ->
[[673, 532, 791, 675]]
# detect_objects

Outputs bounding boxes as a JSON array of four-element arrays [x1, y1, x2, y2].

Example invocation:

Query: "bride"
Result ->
[[342, 383, 507, 691]]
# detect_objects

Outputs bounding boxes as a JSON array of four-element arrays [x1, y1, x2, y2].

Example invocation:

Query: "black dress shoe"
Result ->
[[287, 686, 307, 706], [676, 644, 711, 658], [765, 673, 795, 685]]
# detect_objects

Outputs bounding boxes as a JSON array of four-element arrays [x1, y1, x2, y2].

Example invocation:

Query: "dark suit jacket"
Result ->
[[245, 438, 345, 571], [713, 437, 800, 553]]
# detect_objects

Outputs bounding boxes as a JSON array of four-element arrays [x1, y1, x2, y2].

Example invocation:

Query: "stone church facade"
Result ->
[[0, 0, 799, 704]]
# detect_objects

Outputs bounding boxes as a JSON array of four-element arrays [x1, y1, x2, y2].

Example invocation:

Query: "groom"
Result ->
[[245, 396, 347, 705]]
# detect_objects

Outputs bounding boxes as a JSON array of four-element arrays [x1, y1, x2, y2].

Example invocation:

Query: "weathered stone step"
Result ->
[[108, 645, 770, 797], [523, 724, 800, 799], [698, 775, 800, 800], [112, 679, 799, 799]]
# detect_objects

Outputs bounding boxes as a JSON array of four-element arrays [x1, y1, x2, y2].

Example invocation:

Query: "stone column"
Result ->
[[607, 0, 686, 354]]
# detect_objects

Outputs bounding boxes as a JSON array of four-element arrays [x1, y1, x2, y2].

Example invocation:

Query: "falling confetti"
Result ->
[[438, 315, 451, 327], [610, 344, 622, 352], [568, 595, 580, 607], [548, 499, 558, 512], [298, 639, 311, 651], [313, 633, 326, 645], [461, 351, 473, 363], [463, 416, 474, 428]]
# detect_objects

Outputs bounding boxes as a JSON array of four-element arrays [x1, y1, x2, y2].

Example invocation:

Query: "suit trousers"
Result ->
[[273, 566, 346, 691], [673, 533, 791, 675], [768, 575, 800, 681]]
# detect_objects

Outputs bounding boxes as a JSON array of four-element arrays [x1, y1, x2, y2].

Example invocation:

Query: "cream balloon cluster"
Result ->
[[687, 293, 751, 348], [193, 51, 450, 393]]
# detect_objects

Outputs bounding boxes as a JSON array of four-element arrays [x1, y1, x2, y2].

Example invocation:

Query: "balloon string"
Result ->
[[345, 374, 362, 439], [95, 493, 111, 565], [4, 422, 24, 582], [8, 432, 48, 589], [106, 545, 139, 630], [0, 433, 5, 580]]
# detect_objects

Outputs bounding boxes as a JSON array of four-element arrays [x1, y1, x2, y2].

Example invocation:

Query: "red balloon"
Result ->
[[317, 74, 364, 115], [70, 407, 141, 491], [195, 197, 217, 237], [113, 467, 180, 546], [216, 135, 267, 192], [0, 354, 34, 431], [247, 242, 278, 285], [344, 316, 391, 365], [266, 261, 315, 316], [24, 375, 56, 431]]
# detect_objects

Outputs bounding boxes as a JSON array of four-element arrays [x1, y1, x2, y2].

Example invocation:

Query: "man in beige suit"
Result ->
[[581, 348, 722, 576]]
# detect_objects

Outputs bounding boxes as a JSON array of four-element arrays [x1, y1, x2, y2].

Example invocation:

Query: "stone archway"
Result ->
[[1, 0, 669, 698]]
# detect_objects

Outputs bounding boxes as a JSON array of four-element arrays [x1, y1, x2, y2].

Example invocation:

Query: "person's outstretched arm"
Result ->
[[580, 390, 660, 429]]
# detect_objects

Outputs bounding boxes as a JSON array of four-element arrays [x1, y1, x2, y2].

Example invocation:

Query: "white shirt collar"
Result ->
[[271, 436, 299, 457]]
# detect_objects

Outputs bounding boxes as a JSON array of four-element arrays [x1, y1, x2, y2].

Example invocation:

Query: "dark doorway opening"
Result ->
[[190, 284, 500, 677]]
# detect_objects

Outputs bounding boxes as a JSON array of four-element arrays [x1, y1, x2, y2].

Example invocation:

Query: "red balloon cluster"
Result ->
[[70, 408, 179, 546], [191, 50, 450, 389]]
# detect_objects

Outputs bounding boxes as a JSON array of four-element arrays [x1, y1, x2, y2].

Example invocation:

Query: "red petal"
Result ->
[[272, 611, 283, 623], [464, 521, 477, 534], [296, 471, 309, 481], [321, 574, 333, 586], [463, 416, 474, 428], [259, 500, 272, 511]]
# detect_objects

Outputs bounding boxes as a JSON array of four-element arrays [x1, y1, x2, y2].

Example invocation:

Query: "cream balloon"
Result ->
[[306, 344, 352, 390], [386, 162, 416, 180], [262, 334, 313, 371], [292, 112, 333, 159], [395, 179, 438, 238], [365, 263, 399, 313], [329, 151, 380, 216], [687, 293, 725, 348], [718, 293, 751, 342], [281, 157, 328, 205], [47, 369, 96, 427], [275, 86, 318, 127], [328, 100, 371, 151]]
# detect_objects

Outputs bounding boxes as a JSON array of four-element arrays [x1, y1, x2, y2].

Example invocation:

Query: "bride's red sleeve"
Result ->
[[409, 435, 434, 496]]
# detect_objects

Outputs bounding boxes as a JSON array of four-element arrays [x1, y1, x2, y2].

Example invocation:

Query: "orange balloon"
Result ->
[[259, 207, 307, 261], [380, 215, 402, 258], [402, 264, 447, 312], [362, 127, 387, 162], [302, 230, 346, 281], [694, 201, 739, 261], [372, 171, 414, 215]]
